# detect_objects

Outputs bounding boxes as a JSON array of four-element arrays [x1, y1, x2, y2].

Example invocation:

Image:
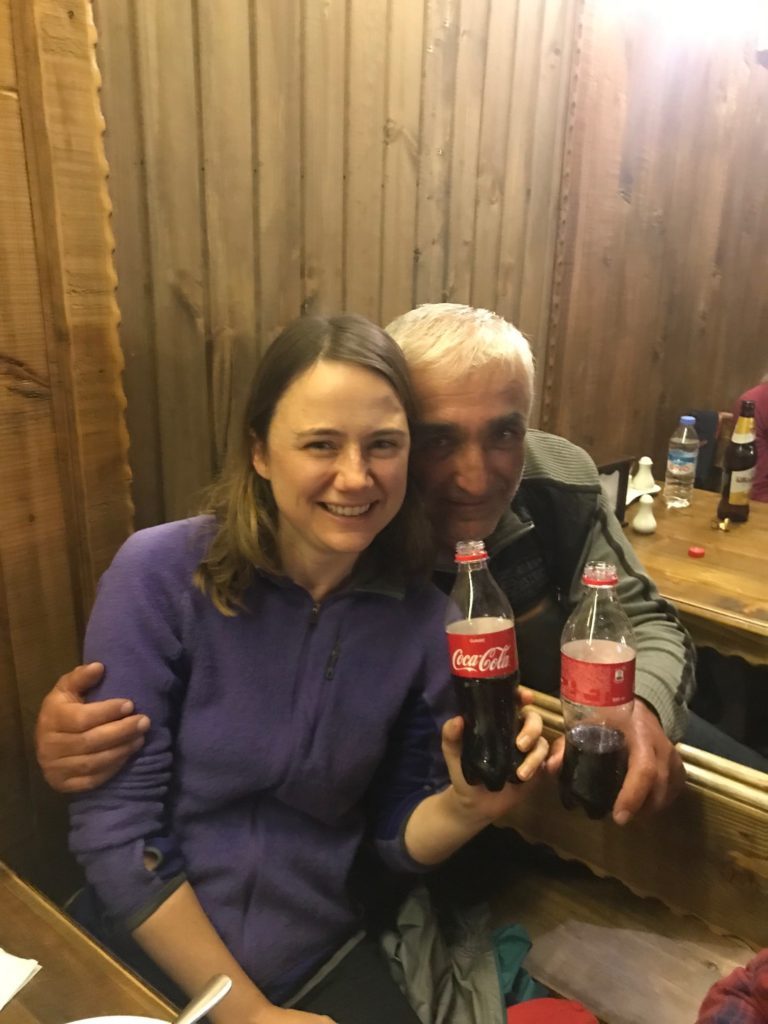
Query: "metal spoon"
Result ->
[[172, 974, 232, 1024]]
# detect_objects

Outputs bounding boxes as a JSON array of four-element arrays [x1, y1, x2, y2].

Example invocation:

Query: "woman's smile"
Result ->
[[251, 359, 410, 593], [320, 501, 375, 517]]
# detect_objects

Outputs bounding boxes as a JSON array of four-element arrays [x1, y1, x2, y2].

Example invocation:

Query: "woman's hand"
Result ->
[[403, 701, 548, 866], [440, 703, 549, 827]]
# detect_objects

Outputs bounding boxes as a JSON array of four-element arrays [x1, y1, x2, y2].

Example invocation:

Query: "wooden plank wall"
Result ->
[[91, 0, 578, 527], [544, 0, 768, 469], [0, 0, 132, 895]]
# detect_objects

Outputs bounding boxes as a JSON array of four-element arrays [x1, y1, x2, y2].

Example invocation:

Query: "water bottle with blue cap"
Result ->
[[663, 414, 699, 508]]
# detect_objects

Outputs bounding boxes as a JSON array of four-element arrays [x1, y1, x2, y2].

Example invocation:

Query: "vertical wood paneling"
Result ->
[[517, 0, 576, 409], [253, 0, 303, 344], [134, 0, 211, 520], [0, 0, 15, 87], [197, 0, 258, 465], [92, 0, 163, 530], [471, 0, 518, 313], [345, 0, 387, 319], [444, 0, 489, 302], [94, 0, 577, 524], [380, 0, 424, 326], [3, 0, 131, 895], [496, 0, 546, 328], [546, 0, 768, 467], [302, 0, 346, 314], [414, 0, 459, 304], [0, 86, 80, 887], [0, 555, 30, 870]]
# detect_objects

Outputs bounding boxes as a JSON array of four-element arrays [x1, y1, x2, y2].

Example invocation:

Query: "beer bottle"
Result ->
[[718, 400, 757, 523]]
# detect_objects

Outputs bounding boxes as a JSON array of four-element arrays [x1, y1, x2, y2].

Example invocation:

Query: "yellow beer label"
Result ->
[[732, 415, 756, 444], [728, 468, 755, 503]]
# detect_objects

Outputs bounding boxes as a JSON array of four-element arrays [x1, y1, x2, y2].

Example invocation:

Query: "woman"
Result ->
[[69, 314, 547, 1024]]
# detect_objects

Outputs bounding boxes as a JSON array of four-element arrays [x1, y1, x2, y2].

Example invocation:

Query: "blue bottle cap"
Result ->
[[680, 415, 696, 425]]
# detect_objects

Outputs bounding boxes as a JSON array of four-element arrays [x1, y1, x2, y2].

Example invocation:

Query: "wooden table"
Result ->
[[627, 489, 768, 665], [0, 861, 174, 1024]]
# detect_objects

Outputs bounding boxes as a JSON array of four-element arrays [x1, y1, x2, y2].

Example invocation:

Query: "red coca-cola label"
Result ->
[[447, 626, 518, 679], [561, 643, 635, 706]]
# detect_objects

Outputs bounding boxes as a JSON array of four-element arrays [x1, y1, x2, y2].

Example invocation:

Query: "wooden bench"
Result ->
[[493, 852, 754, 1024], [493, 692, 767, 1023]]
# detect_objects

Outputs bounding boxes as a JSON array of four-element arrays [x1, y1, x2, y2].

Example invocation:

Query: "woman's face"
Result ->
[[252, 359, 410, 575]]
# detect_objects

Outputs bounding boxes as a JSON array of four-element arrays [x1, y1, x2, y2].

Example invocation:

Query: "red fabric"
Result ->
[[696, 950, 768, 1024], [734, 382, 768, 503], [507, 998, 598, 1022]]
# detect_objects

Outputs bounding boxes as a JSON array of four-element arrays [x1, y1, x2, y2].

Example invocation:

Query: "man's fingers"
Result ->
[[516, 709, 543, 752], [545, 734, 565, 775], [612, 747, 656, 825], [52, 714, 149, 756], [41, 739, 144, 792], [667, 750, 687, 803], [516, 735, 550, 781], [56, 697, 143, 735], [55, 663, 105, 700]]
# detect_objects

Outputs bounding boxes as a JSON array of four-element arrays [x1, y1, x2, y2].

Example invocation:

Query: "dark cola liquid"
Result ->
[[452, 671, 523, 791], [559, 724, 628, 819]]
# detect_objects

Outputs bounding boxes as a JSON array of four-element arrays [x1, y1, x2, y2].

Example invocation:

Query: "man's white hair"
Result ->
[[385, 303, 535, 390]]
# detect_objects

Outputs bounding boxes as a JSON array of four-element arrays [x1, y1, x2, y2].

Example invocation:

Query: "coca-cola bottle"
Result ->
[[559, 561, 635, 819], [445, 540, 523, 791]]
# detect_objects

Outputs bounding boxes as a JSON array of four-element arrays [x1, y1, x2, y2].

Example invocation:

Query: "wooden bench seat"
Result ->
[[491, 691, 767, 1023], [493, 854, 754, 1024]]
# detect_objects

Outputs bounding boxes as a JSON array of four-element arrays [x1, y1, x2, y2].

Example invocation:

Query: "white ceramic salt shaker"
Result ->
[[631, 493, 657, 534], [631, 456, 656, 494]]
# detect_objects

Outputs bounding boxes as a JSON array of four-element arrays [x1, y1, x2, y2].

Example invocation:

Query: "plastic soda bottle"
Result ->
[[446, 540, 523, 791], [559, 561, 635, 819]]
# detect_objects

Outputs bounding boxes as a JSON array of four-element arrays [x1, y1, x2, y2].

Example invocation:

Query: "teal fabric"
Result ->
[[493, 923, 548, 1005]]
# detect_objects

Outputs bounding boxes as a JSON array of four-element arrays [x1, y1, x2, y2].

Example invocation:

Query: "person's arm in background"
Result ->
[[695, 949, 768, 1024], [549, 490, 691, 824], [35, 663, 149, 792]]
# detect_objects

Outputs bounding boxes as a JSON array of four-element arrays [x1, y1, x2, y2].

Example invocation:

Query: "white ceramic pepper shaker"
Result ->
[[631, 456, 656, 494], [631, 493, 657, 534]]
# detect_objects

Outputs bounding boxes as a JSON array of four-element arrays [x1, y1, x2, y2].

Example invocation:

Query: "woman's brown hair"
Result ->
[[195, 314, 433, 614]]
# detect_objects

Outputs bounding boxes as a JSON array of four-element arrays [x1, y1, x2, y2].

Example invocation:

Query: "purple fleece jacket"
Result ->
[[69, 517, 453, 1000]]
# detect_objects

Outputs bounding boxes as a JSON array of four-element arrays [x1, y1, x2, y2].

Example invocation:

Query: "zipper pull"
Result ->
[[324, 641, 341, 681], [309, 602, 320, 625]]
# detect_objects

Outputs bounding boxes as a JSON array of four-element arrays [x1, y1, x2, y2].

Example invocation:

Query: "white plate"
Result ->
[[626, 482, 661, 505], [66, 1017, 169, 1024]]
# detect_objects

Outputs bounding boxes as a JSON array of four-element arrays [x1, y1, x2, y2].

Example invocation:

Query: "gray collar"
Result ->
[[433, 506, 535, 573]]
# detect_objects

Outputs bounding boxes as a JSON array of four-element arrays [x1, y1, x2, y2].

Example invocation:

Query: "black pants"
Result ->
[[295, 936, 420, 1023]]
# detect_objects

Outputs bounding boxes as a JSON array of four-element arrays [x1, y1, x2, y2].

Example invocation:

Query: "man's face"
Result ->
[[411, 362, 531, 554]]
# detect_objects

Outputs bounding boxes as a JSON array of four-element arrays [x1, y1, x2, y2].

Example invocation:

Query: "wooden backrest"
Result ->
[[0, 0, 132, 897]]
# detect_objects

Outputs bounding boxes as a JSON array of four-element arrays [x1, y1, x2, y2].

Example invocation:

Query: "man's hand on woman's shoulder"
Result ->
[[35, 663, 150, 793]]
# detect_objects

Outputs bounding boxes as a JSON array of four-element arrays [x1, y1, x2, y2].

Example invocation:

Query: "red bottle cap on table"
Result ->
[[688, 545, 705, 558]]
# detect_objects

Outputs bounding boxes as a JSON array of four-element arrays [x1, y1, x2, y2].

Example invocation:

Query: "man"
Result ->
[[36, 303, 691, 821]]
